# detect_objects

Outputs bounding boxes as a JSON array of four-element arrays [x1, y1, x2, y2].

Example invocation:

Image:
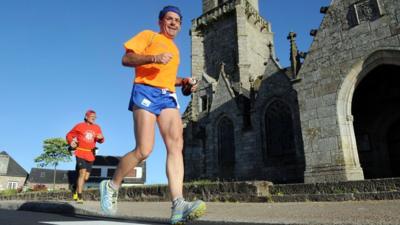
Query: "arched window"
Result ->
[[218, 117, 235, 174], [264, 100, 296, 161]]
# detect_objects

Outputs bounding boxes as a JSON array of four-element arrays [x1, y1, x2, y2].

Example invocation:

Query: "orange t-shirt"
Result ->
[[124, 30, 180, 92], [66, 122, 104, 162]]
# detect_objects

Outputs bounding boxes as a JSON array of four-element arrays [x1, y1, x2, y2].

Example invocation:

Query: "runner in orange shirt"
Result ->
[[99, 5, 205, 224], [67, 110, 104, 203]]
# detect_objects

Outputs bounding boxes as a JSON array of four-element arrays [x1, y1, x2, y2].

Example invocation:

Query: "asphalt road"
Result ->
[[0, 209, 267, 225], [0, 209, 163, 225]]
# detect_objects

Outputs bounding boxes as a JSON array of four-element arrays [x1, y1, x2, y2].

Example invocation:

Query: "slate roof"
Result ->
[[0, 151, 28, 177]]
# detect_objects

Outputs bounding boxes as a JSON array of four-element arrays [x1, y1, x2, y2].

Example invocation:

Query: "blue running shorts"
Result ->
[[128, 83, 180, 116]]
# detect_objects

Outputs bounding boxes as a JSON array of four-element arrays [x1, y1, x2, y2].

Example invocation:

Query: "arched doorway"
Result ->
[[352, 65, 400, 178], [217, 117, 235, 179], [263, 100, 301, 183]]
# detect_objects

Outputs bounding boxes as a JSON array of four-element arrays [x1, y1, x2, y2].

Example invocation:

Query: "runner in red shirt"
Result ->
[[66, 110, 104, 203]]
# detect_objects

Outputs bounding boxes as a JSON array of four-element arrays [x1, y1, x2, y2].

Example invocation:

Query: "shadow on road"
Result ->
[[18, 201, 76, 215]]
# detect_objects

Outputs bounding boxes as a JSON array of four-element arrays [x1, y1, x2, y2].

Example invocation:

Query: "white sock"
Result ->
[[172, 197, 184, 207], [108, 180, 119, 191]]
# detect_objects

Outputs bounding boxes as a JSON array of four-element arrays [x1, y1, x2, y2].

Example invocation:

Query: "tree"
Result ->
[[34, 138, 72, 191]]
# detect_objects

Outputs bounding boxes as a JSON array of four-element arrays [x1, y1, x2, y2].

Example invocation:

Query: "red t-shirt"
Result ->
[[66, 122, 104, 162]]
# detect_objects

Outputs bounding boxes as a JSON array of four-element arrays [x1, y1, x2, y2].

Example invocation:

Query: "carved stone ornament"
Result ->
[[193, 0, 270, 32], [347, 0, 382, 27]]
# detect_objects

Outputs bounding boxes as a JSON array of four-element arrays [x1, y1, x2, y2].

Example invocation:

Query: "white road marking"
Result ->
[[40, 221, 150, 225]]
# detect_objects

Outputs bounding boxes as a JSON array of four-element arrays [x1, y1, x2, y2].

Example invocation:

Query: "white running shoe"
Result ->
[[99, 180, 118, 215]]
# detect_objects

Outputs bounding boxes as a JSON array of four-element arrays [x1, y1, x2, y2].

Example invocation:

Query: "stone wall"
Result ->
[[185, 0, 400, 184], [1, 179, 399, 203], [293, 0, 400, 183]]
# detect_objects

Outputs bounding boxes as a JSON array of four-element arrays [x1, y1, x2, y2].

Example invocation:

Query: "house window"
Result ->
[[7, 181, 18, 189], [135, 167, 142, 178], [107, 169, 115, 177], [125, 167, 142, 178], [91, 168, 101, 177], [40, 172, 46, 177]]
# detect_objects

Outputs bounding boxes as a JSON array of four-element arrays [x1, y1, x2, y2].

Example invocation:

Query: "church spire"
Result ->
[[287, 32, 305, 79]]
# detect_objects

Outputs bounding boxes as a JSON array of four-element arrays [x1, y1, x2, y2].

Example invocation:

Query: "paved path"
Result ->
[[1, 200, 400, 224]]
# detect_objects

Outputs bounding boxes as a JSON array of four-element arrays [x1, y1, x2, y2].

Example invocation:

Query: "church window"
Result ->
[[201, 95, 208, 112], [218, 117, 235, 168], [264, 100, 296, 160]]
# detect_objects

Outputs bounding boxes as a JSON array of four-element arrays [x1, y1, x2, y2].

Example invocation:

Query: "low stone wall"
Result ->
[[1, 178, 400, 203], [0, 181, 272, 202], [270, 178, 400, 195]]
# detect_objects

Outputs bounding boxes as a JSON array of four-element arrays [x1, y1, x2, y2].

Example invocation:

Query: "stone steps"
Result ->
[[266, 177, 400, 202], [268, 191, 400, 202], [269, 178, 400, 195]]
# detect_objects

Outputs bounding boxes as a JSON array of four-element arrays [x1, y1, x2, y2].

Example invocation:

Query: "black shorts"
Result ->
[[75, 157, 93, 172]]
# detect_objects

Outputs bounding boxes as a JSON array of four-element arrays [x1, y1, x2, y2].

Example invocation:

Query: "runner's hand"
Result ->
[[189, 78, 198, 93], [153, 53, 173, 64], [70, 141, 78, 148]]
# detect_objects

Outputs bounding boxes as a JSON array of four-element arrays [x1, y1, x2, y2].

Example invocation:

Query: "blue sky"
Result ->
[[0, 0, 330, 184]]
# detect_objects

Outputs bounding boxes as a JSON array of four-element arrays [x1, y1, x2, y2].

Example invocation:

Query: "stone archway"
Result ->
[[352, 64, 400, 178], [337, 49, 400, 180]]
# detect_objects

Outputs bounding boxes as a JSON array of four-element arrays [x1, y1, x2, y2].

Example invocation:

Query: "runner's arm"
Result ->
[[122, 50, 153, 67], [66, 126, 79, 144], [122, 50, 173, 67], [96, 128, 104, 144], [175, 77, 185, 86]]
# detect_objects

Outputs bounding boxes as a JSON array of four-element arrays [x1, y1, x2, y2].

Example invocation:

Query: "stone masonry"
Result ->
[[183, 0, 400, 184], [294, 0, 400, 183]]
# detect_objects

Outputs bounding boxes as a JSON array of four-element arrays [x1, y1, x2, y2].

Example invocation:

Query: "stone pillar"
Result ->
[[202, 0, 217, 13], [247, 0, 259, 11]]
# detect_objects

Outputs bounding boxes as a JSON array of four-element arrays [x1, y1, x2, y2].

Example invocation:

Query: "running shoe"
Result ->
[[99, 180, 118, 215], [170, 199, 206, 225]]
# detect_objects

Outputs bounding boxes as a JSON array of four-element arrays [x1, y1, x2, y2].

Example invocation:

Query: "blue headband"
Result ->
[[159, 5, 182, 20]]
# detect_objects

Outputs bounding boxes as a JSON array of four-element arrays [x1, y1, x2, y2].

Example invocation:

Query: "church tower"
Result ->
[[189, 0, 274, 121], [183, 0, 300, 182]]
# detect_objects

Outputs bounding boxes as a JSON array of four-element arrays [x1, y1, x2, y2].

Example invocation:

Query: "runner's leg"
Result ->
[[157, 108, 184, 200], [112, 107, 157, 186]]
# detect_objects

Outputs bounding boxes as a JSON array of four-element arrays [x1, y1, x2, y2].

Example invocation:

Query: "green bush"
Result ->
[[0, 189, 18, 196]]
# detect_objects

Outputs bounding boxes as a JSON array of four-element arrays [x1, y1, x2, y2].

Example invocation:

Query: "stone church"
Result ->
[[182, 0, 400, 184]]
